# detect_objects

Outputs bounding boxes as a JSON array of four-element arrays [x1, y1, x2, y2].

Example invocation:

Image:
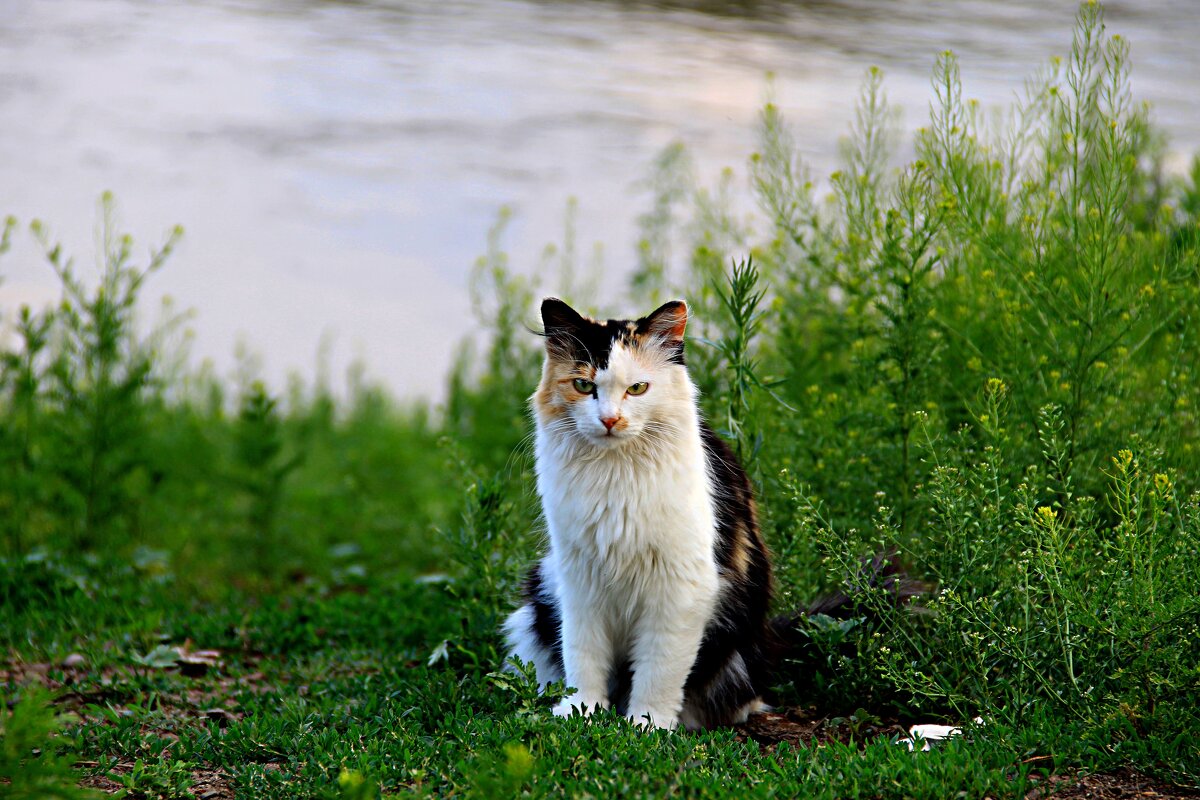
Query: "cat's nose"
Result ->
[[601, 416, 619, 432]]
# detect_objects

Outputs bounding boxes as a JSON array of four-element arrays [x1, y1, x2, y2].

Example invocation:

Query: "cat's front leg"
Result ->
[[625, 590, 714, 730], [552, 591, 612, 718]]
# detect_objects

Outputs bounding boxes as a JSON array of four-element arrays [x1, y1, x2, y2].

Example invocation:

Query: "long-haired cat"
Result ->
[[503, 297, 773, 730]]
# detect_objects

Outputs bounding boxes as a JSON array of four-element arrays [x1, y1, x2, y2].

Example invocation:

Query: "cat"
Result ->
[[502, 297, 774, 730]]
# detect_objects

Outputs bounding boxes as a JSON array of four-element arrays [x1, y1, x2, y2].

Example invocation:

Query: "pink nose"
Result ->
[[601, 416, 619, 432]]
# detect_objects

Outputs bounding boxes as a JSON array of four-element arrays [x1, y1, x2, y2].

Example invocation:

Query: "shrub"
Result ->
[[601, 1, 1200, 753]]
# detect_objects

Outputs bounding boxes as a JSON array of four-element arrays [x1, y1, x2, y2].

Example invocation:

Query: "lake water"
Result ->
[[1, 0, 1197, 402]]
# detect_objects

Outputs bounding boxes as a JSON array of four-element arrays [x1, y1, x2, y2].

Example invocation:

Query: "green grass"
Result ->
[[2, 3, 1200, 797], [5, 553, 1169, 799]]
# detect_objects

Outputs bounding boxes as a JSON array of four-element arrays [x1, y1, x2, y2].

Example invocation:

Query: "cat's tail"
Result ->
[[768, 550, 929, 673]]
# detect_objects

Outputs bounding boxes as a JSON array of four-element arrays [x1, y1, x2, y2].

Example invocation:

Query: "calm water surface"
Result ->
[[1, 0, 1197, 400]]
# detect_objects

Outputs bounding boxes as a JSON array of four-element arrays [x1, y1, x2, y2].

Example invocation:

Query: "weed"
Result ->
[[110, 757, 195, 799], [35, 194, 182, 550], [233, 381, 303, 575], [0, 685, 101, 799], [709, 257, 771, 467]]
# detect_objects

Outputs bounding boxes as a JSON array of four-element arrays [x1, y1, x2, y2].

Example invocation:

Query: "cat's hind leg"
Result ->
[[503, 561, 565, 687], [680, 648, 767, 730], [502, 603, 564, 687]]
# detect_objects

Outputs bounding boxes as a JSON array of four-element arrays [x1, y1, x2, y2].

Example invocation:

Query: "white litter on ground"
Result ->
[[898, 718, 985, 751]]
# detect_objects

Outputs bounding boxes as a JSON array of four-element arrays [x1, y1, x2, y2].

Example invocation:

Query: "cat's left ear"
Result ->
[[638, 300, 688, 342]]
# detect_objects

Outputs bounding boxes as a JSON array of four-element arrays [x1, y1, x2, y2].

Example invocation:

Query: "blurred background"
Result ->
[[2, 0, 1197, 401]]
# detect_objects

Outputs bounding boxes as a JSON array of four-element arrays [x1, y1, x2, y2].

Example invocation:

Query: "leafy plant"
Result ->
[[437, 452, 533, 672], [0, 685, 101, 800], [709, 257, 773, 467], [233, 381, 303, 572], [110, 757, 194, 799]]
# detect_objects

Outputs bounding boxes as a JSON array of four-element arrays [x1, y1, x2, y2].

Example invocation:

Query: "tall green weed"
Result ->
[[0, 685, 101, 800], [596, 1, 1200, 754]]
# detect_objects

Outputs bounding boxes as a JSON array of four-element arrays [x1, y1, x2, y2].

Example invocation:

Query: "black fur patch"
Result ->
[[523, 561, 564, 671], [700, 424, 764, 576], [540, 298, 685, 368], [683, 422, 774, 726]]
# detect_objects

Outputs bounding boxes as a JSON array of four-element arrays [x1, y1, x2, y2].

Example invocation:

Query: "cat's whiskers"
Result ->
[[629, 427, 672, 462]]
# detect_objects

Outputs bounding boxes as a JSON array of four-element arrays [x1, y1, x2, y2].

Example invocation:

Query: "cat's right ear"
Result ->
[[639, 300, 688, 342], [541, 297, 585, 334], [541, 298, 585, 358]]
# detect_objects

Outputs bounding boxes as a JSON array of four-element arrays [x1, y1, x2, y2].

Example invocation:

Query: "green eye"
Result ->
[[627, 382, 649, 396], [572, 378, 595, 394]]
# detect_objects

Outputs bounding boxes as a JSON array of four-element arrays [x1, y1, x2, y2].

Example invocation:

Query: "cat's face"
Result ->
[[533, 298, 691, 449]]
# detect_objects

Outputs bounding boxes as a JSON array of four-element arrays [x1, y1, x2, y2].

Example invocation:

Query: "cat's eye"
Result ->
[[626, 382, 649, 396], [572, 378, 596, 394]]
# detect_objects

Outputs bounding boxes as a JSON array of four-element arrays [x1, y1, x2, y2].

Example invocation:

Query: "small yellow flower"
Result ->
[[1036, 506, 1058, 525]]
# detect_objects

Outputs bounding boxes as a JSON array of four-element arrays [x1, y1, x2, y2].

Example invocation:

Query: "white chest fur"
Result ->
[[536, 420, 717, 582], [533, 413, 721, 728]]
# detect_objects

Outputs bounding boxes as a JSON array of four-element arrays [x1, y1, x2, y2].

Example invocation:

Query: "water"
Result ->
[[1, 0, 1197, 401]]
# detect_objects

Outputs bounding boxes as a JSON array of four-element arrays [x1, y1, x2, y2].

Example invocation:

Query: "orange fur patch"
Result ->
[[727, 525, 751, 577], [533, 360, 596, 420]]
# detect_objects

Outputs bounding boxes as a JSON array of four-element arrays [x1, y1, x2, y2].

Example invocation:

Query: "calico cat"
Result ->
[[503, 297, 774, 730]]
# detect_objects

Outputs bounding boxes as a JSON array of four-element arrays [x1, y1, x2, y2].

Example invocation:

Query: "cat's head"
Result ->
[[533, 297, 692, 448]]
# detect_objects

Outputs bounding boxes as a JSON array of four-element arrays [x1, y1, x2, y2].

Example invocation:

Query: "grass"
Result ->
[[3, 554, 1153, 800], [3, 3, 1200, 797]]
